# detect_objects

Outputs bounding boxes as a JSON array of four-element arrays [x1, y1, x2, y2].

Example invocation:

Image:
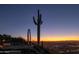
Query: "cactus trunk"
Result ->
[[37, 24, 40, 45]]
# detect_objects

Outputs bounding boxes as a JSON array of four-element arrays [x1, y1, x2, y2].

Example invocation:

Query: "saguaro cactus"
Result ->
[[33, 10, 43, 45], [27, 29, 31, 45]]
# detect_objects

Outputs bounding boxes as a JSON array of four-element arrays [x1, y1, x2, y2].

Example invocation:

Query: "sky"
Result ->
[[0, 4, 79, 41]]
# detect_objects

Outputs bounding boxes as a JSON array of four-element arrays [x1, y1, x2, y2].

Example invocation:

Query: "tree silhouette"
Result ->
[[0, 34, 26, 46]]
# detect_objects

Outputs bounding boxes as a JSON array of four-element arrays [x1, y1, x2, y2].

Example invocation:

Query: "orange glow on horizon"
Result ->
[[30, 36, 79, 41], [23, 35, 79, 41]]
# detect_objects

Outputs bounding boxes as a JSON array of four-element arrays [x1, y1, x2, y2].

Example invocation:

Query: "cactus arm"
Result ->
[[33, 16, 37, 25], [39, 14, 43, 24], [40, 20, 43, 24], [38, 10, 40, 18]]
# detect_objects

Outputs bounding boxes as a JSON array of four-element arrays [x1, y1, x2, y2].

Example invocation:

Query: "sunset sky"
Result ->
[[0, 4, 79, 41]]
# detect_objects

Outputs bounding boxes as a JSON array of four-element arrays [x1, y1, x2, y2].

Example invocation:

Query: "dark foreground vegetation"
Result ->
[[0, 34, 49, 54]]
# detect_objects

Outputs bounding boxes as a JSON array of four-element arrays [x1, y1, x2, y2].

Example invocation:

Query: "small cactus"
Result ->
[[33, 9, 43, 45], [27, 29, 31, 45]]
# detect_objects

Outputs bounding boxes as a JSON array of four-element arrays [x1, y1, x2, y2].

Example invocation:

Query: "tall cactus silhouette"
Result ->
[[33, 9, 43, 45], [27, 29, 31, 45]]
